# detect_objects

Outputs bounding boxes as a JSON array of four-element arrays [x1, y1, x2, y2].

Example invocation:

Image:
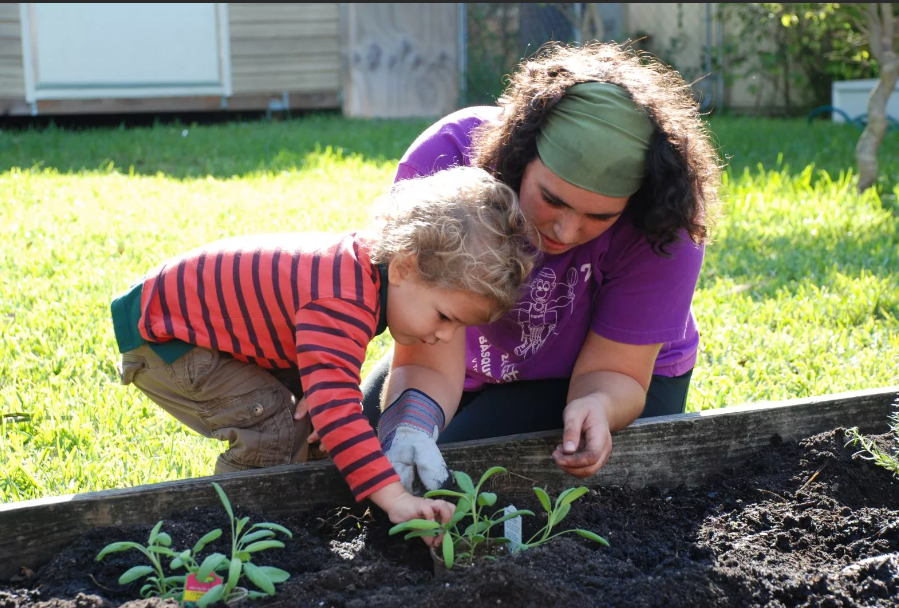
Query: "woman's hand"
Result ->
[[552, 395, 612, 478]]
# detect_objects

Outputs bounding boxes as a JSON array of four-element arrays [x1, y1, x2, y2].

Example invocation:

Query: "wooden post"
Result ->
[[1, 386, 896, 581], [340, 3, 460, 118]]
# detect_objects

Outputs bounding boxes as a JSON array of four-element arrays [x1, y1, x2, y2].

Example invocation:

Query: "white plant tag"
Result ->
[[503, 504, 522, 552]]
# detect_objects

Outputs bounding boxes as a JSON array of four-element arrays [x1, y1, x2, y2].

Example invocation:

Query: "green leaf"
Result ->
[[477, 466, 507, 488], [238, 530, 276, 546], [550, 503, 571, 527], [556, 486, 588, 509], [139, 583, 154, 597], [471, 534, 486, 543], [453, 471, 475, 495], [118, 565, 154, 585], [257, 566, 290, 583], [147, 520, 164, 545], [193, 529, 223, 553], [389, 519, 443, 535], [243, 561, 275, 595], [212, 482, 233, 521], [96, 541, 142, 561], [423, 489, 467, 500], [197, 553, 227, 580], [490, 510, 535, 526], [403, 530, 442, 540], [162, 575, 186, 585], [250, 522, 294, 538], [236, 551, 251, 562], [243, 540, 284, 553], [247, 590, 270, 600], [534, 487, 552, 513], [477, 492, 497, 507], [197, 584, 224, 608], [154, 532, 172, 547], [442, 536, 455, 569], [448, 505, 469, 527], [236, 516, 250, 537], [576, 529, 610, 546], [226, 556, 242, 592], [170, 557, 183, 570], [146, 546, 176, 557], [463, 521, 489, 537]]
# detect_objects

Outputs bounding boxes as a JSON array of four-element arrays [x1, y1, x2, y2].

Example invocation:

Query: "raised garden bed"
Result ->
[[1, 387, 897, 607]]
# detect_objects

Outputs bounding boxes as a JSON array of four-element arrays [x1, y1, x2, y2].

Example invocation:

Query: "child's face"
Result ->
[[385, 257, 495, 346]]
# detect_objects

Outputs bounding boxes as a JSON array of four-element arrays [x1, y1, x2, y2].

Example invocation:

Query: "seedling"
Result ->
[[96, 482, 292, 606], [845, 407, 899, 478], [95, 520, 184, 600], [389, 466, 609, 569]]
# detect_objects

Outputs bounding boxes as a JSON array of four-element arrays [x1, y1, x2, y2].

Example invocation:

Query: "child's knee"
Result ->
[[208, 384, 309, 468]]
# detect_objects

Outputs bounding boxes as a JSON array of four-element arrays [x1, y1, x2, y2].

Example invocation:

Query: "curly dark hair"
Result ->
[[470, 41, 722, 255]]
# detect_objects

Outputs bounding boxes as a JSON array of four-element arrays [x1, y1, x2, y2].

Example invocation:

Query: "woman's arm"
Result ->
[[552, 330, 661, 478], [383, 329, 467, 422]]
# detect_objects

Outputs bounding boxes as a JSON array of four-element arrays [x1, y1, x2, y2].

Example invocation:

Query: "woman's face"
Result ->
[[518, 157, 630, 254]]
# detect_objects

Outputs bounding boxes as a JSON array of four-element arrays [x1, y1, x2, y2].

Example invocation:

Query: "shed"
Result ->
[[0, 3, 463, 119]]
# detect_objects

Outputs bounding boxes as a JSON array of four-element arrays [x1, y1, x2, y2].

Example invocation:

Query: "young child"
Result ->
[[110, 166, 537, 537]]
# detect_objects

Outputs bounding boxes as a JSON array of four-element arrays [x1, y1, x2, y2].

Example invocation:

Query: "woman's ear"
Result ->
[[387, 253, 416, 284]]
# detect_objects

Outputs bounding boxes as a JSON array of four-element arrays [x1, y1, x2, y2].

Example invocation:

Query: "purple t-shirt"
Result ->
[[396, 107, 703, 391]]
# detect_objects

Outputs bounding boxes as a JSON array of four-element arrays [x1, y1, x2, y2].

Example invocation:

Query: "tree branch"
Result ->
[[868, 3, 884, 60]]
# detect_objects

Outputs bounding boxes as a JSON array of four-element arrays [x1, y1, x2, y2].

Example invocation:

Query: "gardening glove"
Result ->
[[378, 389, 451, 494]]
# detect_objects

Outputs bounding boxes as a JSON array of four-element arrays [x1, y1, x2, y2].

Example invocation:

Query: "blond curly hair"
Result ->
[[369, 166, 539, 318]]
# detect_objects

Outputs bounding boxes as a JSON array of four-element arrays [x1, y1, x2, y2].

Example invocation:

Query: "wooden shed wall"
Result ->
[[0, 3, 341, 114], [0, 3, 24, 98], [228, 3, 340, 97]]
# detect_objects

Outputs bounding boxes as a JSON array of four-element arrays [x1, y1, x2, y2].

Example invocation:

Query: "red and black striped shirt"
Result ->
[[128, 232, 399, 501]]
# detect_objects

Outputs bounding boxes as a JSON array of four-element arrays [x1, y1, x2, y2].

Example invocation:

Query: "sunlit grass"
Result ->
[[1, 114, 897, 503]]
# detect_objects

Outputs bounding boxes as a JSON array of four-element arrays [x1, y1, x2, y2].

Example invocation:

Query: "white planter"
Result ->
[[831, 78, 899, 124]]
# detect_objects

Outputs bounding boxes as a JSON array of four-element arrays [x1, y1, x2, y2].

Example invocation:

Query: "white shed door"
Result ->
[[22, 3, 231, 101]]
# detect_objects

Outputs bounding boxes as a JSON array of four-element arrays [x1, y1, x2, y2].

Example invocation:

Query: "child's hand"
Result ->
[[370, 482, 455, 547]]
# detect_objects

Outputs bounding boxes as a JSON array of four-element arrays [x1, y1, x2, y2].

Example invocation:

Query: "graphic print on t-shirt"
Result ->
[[513, 267, 579, 357]]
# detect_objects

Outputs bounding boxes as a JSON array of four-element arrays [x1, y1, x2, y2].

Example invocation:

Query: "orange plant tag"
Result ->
[[183, 571, 223, 605]]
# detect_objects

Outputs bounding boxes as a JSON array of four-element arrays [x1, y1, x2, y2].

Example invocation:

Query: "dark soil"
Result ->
[[3, 427, 899, 608]]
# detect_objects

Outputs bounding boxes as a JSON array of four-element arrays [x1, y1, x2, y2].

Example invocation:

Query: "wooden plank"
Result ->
[[229, 3, 337, 23], [341, 3, 461, 118], [232, 73, 339, 95], [0, 21, 20, 37], [27, 91, 339, 115], [229, 21, 338, 39], [230, 37, 340, 57], [0, 4, 20, 22], [231, 62, 339, 76], [0, 38, 22, 57], [1, 386, 896, 581], [0, 96, 29, 115]]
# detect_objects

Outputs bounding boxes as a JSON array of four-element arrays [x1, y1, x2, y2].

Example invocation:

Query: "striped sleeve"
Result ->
[[295, 297, 400, 501]]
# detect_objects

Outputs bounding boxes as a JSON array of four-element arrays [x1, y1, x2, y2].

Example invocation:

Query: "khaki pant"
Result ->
[[118, 344, 310, 475]]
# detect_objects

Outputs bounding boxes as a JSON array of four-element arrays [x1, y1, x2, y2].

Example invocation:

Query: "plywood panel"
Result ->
[[0, 3, 23, 97], [341, 3, 460, 118], [228, 3, 340, 98], [1, 386, 896, 581]]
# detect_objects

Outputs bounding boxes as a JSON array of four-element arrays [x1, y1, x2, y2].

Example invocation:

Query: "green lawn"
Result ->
[[1, 113, 897, 503]]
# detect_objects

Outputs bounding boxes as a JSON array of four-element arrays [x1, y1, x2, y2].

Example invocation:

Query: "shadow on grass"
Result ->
[[0, 111, 434, 180], [705, 219, 899, 315]]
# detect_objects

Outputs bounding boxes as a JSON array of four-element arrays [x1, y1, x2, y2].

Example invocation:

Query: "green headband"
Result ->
[[536, 82, 654, 198]]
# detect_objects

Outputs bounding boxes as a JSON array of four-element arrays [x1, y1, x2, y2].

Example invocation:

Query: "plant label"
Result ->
[[504, 504, 522, 551], [183, 571, 223, 607]]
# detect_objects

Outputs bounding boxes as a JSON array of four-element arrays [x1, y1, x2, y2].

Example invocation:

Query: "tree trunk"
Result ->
[[856, 4, 899, 193]]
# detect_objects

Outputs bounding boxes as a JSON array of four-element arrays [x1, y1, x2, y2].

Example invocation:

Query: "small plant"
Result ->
[[193, 482, 293, 605], [389, 466, 609, 569], [845, 408, 899, 478], [96, 482, 292, 606]]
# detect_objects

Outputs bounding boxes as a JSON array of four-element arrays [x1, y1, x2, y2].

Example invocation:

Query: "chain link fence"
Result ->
[[463, 3, 724, 111]]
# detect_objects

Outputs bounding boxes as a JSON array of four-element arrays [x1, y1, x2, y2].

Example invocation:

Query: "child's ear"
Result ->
[[387, 253, 417, 283]]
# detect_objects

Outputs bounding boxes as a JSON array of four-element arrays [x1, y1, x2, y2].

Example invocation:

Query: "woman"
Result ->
[[352, 41, 722, 492]]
